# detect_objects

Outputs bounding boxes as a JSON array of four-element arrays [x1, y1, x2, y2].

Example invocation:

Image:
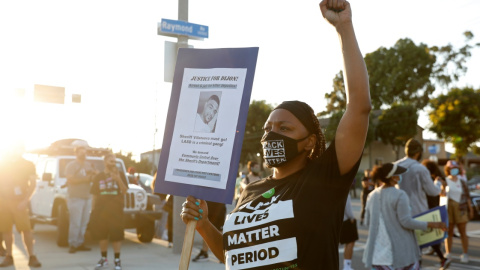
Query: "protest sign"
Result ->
[[413, 205, 448, 249], [155, 47, 259, 204]]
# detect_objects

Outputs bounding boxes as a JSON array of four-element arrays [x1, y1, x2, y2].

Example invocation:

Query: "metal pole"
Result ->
[[172, 0, 189, 255]]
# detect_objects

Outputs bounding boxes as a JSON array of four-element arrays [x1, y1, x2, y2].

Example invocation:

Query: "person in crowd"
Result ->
[[180, 1, 371, 268], [362, 163, 447, 269], [194, 95, 220, 133], [0, 141, 42, 267], [150, 174, 172, 247], [90, 153, 128, 270], [443, 160, 474, 263], [127, 167, 139, 185], [234, 171, 246, 206], [239, 161, 262, 195], [65, 145, 97, 253], [340, 194, 358, 270], [191, 201, 226, 262], [396, 138, 443, 216], [360, 169, 374, 225], [421, 159, 451, 268]]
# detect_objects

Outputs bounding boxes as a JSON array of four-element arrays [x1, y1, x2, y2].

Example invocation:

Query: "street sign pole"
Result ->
[[173, 0, 191, 259], [156, 0, 209, 261]]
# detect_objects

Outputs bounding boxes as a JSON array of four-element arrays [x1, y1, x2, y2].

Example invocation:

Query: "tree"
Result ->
[[239, 100, 274, 166], [322, 32, 479, 114], [319, 71, 346, 116], [320, 109, 376, 148], [429, 87, 480, 157], [366, 38, 435, 110], [376, 104, 418, 159], [114, 151, 154, 174]]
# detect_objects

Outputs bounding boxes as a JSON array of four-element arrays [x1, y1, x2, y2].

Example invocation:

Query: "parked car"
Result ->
[[29, 139, 163, 246], [128, 173, 155, 194], [467, 176, 480, 220]]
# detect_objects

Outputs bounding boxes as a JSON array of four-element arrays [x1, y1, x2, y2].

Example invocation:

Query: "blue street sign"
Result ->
[[158, 19, 208, 40], [428, 144, 439, 154]]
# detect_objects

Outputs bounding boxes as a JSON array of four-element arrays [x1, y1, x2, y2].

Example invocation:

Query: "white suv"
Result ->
[[29, 139, 162, 246]]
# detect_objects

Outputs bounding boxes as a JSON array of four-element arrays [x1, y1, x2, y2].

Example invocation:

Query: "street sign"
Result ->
[[164, 41, 193, 83], [158, 19, 208, 40], [428, 144, 440, 154]]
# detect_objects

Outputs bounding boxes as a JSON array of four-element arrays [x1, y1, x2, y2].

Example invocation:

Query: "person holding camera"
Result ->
[[65, 145, 97, 253]]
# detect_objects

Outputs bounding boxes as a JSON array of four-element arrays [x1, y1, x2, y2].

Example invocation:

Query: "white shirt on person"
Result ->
[[446, 176, 463, 203]]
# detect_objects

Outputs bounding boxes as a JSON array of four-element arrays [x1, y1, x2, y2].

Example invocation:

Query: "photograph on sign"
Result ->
[[165, 68, 247, 190]]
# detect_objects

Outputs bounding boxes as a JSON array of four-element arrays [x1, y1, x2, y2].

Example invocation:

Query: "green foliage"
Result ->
[[429, 87, 480, 157], [322, 32, 479, 115], [239, 100, 274, 166], [320, 71, 346, 116], [376, 104, 418, 158], [321, 110, 375, 147], [430, 31, 479, 87], [365, 38, 436, 110], [322, 110, 344, 142], [114, 151, 154, 174]]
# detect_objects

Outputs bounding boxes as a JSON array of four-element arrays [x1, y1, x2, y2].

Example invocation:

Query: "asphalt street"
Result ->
[[2, 196, 479, 269]]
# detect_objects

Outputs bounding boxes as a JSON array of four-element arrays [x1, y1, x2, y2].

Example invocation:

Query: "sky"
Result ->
[[0, 0, 479, 159]]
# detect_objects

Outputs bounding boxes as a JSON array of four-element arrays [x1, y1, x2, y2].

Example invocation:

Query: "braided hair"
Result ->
[[274, 101, 326, 160]]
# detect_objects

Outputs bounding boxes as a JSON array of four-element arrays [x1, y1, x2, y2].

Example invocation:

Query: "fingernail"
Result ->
[[199, 209, 203, 213], [199, 215, 203, 219], [194, 217, 199, 221], [195, 201, 200, 206]]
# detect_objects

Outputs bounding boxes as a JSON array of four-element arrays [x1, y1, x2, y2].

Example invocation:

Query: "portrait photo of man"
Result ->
[[194, 92, 221, 133]]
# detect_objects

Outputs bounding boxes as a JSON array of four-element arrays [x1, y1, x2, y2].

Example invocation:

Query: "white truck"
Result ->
[[29, 139, 162, 246]]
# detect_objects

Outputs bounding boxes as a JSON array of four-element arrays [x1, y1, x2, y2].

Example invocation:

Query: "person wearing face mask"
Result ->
[[239, 161, 262, 195], [180, 1, 371, 268], [90, 153, 128, 270], [443, 160, 474, 263], [395, 138, 443, 217], [362, 163, 447, 270], [65, 145, 98, 253]]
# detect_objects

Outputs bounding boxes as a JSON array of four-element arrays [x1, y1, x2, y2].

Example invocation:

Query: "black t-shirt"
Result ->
[[91, 171, 128, 208], [0, 157, 36, 200], [223, 140, 360, 270]]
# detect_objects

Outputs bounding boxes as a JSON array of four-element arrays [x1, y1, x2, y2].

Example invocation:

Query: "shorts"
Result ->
[[339, 219, 358, 244], [0, 198, 32, 232], [89, 198, 124, 241], [447, 199, 469, 224]]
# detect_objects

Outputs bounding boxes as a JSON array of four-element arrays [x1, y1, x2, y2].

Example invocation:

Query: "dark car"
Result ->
[[468, 176, 480, 220]]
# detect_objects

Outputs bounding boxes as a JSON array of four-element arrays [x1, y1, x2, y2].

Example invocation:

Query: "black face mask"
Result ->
[[261, 131, 310, 167]]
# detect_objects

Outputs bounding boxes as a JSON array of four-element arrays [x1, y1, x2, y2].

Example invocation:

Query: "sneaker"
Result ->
[[192, 250, 209, 262], [28, 255, 42, 268], [0, 255, 13, 267], [444, 253, 451, 260], [76, 244, 91, 251], [68, 246, 77, 254], [440, 257, 452, 269], [168, 242, 173, 248], [422, 246, 434, 255], [95, 257, 108, 270], [114, 258, 122, 270], [460, 253, 469, 263]]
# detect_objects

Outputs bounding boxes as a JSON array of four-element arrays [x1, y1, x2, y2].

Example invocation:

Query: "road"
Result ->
[[3, 197, 480, 269]]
